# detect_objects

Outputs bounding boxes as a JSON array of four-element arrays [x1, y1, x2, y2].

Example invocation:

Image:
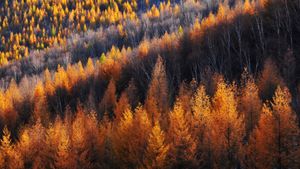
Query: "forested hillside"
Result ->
[[0, 0, 300, 168]]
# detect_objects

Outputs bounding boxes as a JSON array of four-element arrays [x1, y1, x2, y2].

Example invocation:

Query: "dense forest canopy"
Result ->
[[0, 0, 300, 168]]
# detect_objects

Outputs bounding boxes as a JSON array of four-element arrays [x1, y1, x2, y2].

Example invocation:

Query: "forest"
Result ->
[[0, 0, 300, 168]]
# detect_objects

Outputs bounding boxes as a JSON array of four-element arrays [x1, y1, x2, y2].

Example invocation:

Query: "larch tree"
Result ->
[[191, 85, 211, 137], [5, 79, 23, 124], [44, 68, 55, 96], [243, 104, 272, 169], [17, 128, 31, 167], [6, 80, 23, 105], [98, 114, 115, 168], [178, 80, 197, 114], [167, 99, 197, 169], [191, 85, 212, 167], [55, 123, 75, 169], [54, 65, 69, 90], [85, 58, 95, 77], [144, 121, 169, 169], [85, 112, 101, 167], [125, 79, 139, 109], [210, 79, 244, 169], [28, 119, 48, 169], [258, 58, 284, 101], [239, 70, 262, 138], [145, 56, 169, 126], [248, 87, 300, 169], [44, 117, 62, 167], [131, 105, 152, 166], [0, 90, 12, 123], [114, 91, 130, 124], [99, 79, 117, 119], [0, 126, 23, 169], [112, 108, 135, 168], [33, 81, 49, 123], [71, 106, 91, 168]]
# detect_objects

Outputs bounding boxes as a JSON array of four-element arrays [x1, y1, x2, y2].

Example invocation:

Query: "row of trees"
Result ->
[[0, 56, 299, 168], [1, 0, 300, 132]]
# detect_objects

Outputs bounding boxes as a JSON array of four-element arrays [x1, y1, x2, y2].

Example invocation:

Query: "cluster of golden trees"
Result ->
[[190, 0, 267, 41], [0, 56, 299, 169], [0, 28, 182, 127], [0, 0, 300, 168], [0, 0, 181, 65]]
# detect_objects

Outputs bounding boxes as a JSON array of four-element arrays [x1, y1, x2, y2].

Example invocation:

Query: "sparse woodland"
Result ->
[[0, 0, 300, 168]]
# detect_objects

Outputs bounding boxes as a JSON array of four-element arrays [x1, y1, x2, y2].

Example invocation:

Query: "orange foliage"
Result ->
[[145, 121, 169, 169], [114, 91, 130, 123], [239, 69, 262, 137], [99, 79, 117, 118], [168, 99, 197, 168], [210, 79, 244, 168], [145, 56, 169, 125], [250, 87, 300, 169]]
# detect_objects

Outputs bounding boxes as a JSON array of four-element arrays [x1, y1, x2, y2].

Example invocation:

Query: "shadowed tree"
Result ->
[[99, 79, 117, 119], [145, 56, 169, 127], [247, 87, 300, 169], [239, 69, 262, 138], [258, 58, 284, 101]]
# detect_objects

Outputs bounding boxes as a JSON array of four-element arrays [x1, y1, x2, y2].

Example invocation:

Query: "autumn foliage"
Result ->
[[0, 0, 299, 168]]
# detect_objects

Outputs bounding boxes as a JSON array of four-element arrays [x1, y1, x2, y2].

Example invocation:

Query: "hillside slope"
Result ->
[[0, 0, 299, 169]]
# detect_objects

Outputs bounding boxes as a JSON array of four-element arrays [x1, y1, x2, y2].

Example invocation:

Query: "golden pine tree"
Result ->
[[210, 79, 244, 168], [112, 108, 134, 168], [258, 58, 284, 100], [114, 91, 130, 124], [99, 79, 117, 119], [145, 56, 169, 126], [243, 104, 272, 169], [44, 68, 55, 96], [168, 99, 197, 168], [55, 123, 75, 169], [248, 87, 300, 169], [0, 126, 23, 169], [33, 81, 49, 122], [131, 105, 152, 166], [239, 70, 262, 137], [191, 85, 211, 167], [71, 105, 91, 168], [144, 121, 169, 169]]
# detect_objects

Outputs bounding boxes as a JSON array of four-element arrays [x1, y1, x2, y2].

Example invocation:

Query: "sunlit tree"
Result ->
[[210, 79, 244, 168], [167, 99, 197, 168], [144, 121, 169, 169], [0, 126, 23, 169]]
